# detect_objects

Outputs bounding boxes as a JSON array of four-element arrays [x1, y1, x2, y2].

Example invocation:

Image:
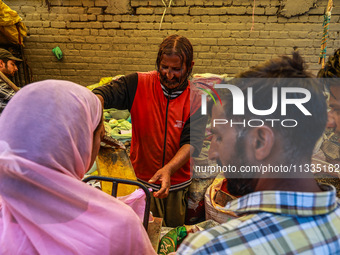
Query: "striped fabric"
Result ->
[[160, 84, 185, 99], [177, 184, 340, 255], [0, 80, 15, 114]]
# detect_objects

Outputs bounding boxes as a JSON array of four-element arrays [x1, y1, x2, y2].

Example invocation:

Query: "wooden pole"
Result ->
[[0, 71, 20, 92]]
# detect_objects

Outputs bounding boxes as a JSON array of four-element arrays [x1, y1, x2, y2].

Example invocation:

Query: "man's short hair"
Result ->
[[156, 34, 193, 77], [318, 48, 340, 78], [216, 52, 327, 161], [317, 48, 340, 90]]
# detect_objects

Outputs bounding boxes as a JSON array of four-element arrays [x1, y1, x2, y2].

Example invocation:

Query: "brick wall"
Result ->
[[7, 0, 340, 86]]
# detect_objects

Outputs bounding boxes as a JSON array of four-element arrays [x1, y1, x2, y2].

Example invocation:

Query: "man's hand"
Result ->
[[148, 144, 193, 199], [148, 167, 171, 199]]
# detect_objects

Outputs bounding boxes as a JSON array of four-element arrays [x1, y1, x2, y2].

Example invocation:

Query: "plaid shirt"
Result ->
[[0, 79, 15, 115], [177, 184, 340, 255]]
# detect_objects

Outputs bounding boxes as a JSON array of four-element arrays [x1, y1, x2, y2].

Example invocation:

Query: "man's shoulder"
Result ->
[[0, 79, 7, 87], [179, 200, 340, 254], [177, 215, 258, 254], [137, 70, 157, 77], [0, 80, 15, 94], [135, 71, 159, 83]]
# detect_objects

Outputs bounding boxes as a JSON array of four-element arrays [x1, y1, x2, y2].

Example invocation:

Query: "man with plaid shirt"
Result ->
[[177, 52, 340, 254], [0, 48, 22, 114]]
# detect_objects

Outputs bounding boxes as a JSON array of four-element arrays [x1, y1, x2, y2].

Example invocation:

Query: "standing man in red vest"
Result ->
[[93, 35, 207, 227]]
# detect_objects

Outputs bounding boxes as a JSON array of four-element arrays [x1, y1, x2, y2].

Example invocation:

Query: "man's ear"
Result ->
[[0, 60, 4, 69], [250, 126, 274, 161], [187, 61, 194, 74]]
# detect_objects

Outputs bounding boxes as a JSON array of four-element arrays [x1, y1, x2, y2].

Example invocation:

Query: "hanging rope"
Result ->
[[318, 0, 333, 68], [45, 0, 51, 12], [159, 0, 173, 31]]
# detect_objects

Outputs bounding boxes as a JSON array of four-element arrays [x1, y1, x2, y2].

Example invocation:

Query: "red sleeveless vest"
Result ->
[[130, 71, 196, 185]]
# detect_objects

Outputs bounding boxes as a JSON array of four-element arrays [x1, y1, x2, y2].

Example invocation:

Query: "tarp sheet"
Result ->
[[0, 1, 27, 45]]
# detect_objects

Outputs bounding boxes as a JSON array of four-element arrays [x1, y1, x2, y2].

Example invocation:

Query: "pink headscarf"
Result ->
[[0, 80, 155, 255]]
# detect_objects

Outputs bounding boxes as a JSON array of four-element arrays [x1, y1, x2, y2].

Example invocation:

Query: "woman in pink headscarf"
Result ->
[[0, 80, 156, 255]]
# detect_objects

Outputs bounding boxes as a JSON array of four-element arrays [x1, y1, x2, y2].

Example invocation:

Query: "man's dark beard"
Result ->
[[3, 64, 13, 78], [159, 73, 181, 89], [159, 71, 190, 92], [216, 130, 256, 196]]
